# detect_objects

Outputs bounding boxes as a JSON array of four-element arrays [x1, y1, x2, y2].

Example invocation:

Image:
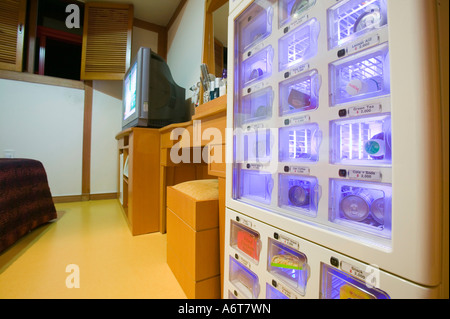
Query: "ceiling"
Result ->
[[78, 0, 183, 27]]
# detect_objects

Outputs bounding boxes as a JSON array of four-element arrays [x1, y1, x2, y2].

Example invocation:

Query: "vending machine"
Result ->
[[224, 0, 447, 299]]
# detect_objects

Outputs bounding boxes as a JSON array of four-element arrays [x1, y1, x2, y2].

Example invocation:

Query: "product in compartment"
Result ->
[[353, 4, 382, 33], [290, 0, 309, 18], [237, 230, 259, 260], [288, 185, 310, 207], [254, 105, 269, 118], [288, 89, 311, 109], [340, 284, 373, 299], [364, 132, 386, 159], [271, 254, 302, 270], [340, 189, 373, 222], [249, 68, 264, 81], [345, 78, 380, 96], [371, 197, 385, 224]]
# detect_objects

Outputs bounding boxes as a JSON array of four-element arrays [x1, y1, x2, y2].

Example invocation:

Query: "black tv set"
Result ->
[[122, 47, 188, 130]]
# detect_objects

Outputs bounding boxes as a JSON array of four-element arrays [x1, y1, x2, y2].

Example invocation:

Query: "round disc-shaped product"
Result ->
[[340, 194, 371, 221], [289, 185, 310, 207], [354, 6, 382, 33], [371, 197, 385, 224]]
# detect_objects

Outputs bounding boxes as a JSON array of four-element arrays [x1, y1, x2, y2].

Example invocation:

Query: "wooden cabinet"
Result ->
[[116, 127, 160, 235]]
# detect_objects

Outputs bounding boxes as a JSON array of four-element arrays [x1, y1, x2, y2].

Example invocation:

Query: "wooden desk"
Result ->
[[159, 94, 227, 296]]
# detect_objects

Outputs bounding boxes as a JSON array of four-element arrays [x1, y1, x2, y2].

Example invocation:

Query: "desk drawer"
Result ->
[[194, 116, 226, 147]]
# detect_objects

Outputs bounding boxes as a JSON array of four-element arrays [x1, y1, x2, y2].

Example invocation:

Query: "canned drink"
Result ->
[[289, 185, 310, 207], [340, 188, 373, 222], [371, 197, 385, 224]]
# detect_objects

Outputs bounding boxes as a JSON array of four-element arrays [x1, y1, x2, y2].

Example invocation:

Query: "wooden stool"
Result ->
[[166, 179, 220, 299]]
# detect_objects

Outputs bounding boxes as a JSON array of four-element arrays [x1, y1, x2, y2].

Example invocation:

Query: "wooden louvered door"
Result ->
[[0, 0, 26, 72], [80, 3, 133, 80]]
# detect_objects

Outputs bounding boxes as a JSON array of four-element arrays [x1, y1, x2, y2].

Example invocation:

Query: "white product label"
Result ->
[[289, 63, 310, 77], [240, 217, 253, 229], [245, 122, 266, 132], [238, 255, 252, 270], [348, 104, 382, 117], [243, 40, 267, 61], [348, 34, 380, 54], [143, 102, 149, 113], [278, 234, 300, 251], [341, 261, 370, 282], [348, 169, 382, 181], [289, 166, 310, 175], [286, 14, 309, 32], [277, 282, 298, 299], [287, 115, 311, 126], [243, 80, 270, 96]]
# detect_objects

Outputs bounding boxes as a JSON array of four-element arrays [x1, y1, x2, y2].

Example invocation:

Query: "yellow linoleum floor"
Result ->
[[0, 199, 187, 299]]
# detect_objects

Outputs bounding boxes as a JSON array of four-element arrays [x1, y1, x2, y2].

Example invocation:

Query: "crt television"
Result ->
[[122, 47, 188, 129]]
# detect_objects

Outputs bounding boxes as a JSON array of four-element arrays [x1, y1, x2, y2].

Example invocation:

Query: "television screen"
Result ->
[[123, 62, 137, 121]]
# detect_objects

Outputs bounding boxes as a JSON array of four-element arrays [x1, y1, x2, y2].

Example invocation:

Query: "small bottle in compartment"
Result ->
[[279, 123, 322, 163], [279, 69, 320, 116], [329, 179, 392, 239], [230, 220, 262, 263], [330, 114, 392, 166], [229, 256, 260, 299], [278, 18, 320, 72], [279, 174, 320, 218], [267, 238, 310, 296], [327, 0, 388, 50], [320, 263, 390, 299], [329, 43, 390, 106], [279, 0, 317, 28]]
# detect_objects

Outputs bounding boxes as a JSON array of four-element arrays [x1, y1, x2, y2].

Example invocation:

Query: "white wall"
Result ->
[[167, 0, 206, 99], [0, 79, 84, 197]]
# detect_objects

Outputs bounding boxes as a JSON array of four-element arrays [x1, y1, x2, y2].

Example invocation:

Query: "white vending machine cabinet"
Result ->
[[225, 0, 447, 299]]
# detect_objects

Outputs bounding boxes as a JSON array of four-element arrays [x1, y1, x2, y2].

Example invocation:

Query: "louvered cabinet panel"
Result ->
[[0, 0, 26, 71], [81, 3, 133, 80]]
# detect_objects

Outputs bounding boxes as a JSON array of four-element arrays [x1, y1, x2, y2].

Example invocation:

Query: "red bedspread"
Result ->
[[0, 159, 57, 253]]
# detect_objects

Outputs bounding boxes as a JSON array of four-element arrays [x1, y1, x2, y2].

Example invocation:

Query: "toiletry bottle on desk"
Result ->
[[214, 78, 220, 99], [210, 80, 215, 101]]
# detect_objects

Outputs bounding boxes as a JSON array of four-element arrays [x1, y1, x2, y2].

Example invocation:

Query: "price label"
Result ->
[[243, 40, 267, 61], [348, 104, 382, 117], [348, 169, 382, 181], [278, 234, 300, 251], [289, 166, 310, 175], [348, 34, 380, 54], [287, 114, 311, 126]]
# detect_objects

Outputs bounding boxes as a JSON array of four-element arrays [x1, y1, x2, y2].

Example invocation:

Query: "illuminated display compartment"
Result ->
[[236, 169, 274, 205], [242, 128, 273, 163], [278, 18, 320, 71], [267, 238, 309, 295], [279, 0, 317, 28], [330, 114, 392, 166], [329, 179, 392, 239], [236, 2, 274, 53], [238, 87, 274, 125], [279, 174, 320, 218], [229, 256, 260, 299], [279, 69, 320, 116], [230, 220, 262, 263], [241, 45, 274, 88], [329, 43, 390, 106], [279, 123, 322, 163], [266, 283, 289, 299], [327, 0, 388, 50], [320, 263, 390, 299]]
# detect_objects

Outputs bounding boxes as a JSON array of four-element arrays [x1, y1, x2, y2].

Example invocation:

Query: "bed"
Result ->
[[0, 158, 57, 253]]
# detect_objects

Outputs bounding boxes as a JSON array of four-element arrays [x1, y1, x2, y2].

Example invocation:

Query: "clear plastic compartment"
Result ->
[[279, 0, 317, 28], [279, 69, 320, 116], [328, 0, 388, 50], [236, 2, 273, 53], [329, 179, 392, 238], [279, 123, 322, 163], [267, 238, 309, 295], [266, 283, 289, 299], [320, 263, 390, 299], [330, 114, 392, 166], [229, 256, 260, 299], [241, 45, 274, 88], [243, 128, 273, 163], [238, 87, 274, 125], [237, 169, 274, 205], [279, 174, 320, 217], [230, 220, 262, 263], [279, 18, 320, 71], [329, 43, 390, 106]]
